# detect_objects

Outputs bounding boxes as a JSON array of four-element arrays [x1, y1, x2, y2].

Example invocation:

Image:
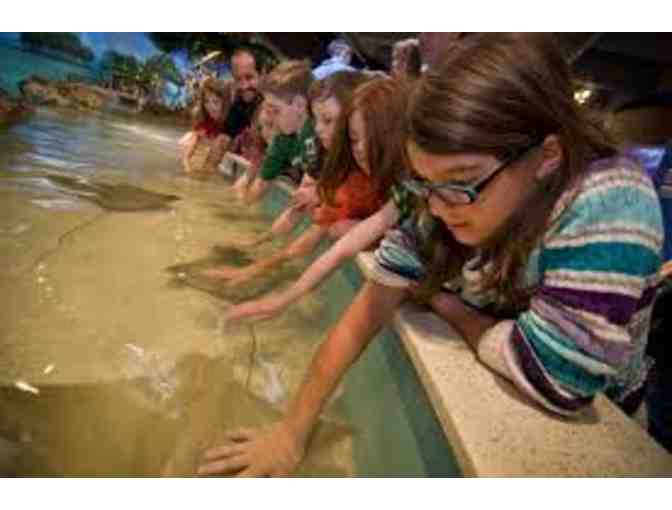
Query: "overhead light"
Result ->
[[574, 87, 593, 104]]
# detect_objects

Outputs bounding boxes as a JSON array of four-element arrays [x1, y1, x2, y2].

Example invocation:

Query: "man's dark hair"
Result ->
[[231, 47, 260, 73]]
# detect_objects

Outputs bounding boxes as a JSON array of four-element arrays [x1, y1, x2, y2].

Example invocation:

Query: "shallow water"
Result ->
[[0, 107, 354, 476]]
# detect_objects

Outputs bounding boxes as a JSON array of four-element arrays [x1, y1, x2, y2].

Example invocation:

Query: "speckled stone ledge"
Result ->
[[356, 251, 672, 477]]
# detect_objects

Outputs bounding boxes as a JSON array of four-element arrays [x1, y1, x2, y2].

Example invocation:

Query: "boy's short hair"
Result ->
[[260, 60, 313, 103]]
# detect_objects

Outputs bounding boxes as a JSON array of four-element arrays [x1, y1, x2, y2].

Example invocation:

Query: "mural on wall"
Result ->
[[0, 32, 238, 110], [0, 32, 286, 126]]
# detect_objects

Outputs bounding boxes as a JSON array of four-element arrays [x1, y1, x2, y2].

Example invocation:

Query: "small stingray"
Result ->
[[0, 354, 353, 476], [165, 245, 254, 274], [164, 247, 305, 304], [206, 203, 266, 223], [44, 174, 180, 211], [166, 265, 304, 304], [161, 355, 354, 477]]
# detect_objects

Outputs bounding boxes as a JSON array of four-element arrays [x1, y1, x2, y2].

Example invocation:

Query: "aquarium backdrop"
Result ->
[[0, 32, 217, 107]]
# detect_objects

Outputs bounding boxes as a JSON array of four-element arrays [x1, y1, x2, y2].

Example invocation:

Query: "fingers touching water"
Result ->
[[198, 423, 305, 477]]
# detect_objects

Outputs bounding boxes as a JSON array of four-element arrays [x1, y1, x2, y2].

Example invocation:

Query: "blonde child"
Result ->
[[180, 77, 233, 176]]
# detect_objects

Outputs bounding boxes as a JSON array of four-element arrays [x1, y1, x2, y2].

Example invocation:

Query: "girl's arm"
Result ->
[[270, 204, 305, 236], [204, 225, 327, 285], [181, 131, 199, 174], [236, 205, 303, 249], [425, 291, 496, 351], [293, 174, 320, 210], [199, 281, 408, 476], [243, 177, 270, 204], [225, 199, 399, 321]]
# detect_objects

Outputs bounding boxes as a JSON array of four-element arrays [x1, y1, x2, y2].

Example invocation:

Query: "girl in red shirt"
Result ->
[[203, 78, 409, 287], [179, 77, 233, 176]]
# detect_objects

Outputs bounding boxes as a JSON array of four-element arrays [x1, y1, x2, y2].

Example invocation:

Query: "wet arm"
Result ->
[[243, 177, 270, 203], [224, 200, 399, 321], [226, 225, 327, 283], [270, 204, 305, 236], [244, 136, 289, 203], [426, 292, 496, 352], [181, 131, 199, 173], [287, 282, 408, 443], [275, 200, 399, 306], [200, 282, 407, 476]]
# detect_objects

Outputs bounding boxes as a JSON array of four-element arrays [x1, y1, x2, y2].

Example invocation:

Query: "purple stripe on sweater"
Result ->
[[531, 297, 633, 368], [510, 327, 594, 412], [587, 156, 640, 175], [639, 286, 657, 309], [540, 286, 640, 326]]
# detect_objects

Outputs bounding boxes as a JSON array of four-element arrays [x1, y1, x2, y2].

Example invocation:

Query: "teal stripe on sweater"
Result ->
[[543, 242, 660, 276], [555, 186, 662, 235], [518, 320, 608, 396], [522, 310, 615, 376]]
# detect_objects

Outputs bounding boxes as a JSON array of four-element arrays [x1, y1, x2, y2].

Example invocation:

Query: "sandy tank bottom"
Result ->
[[0, 161, 355, 476]]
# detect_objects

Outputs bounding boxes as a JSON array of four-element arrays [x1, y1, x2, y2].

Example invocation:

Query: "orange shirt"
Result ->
[[313, 170, 385, 226]]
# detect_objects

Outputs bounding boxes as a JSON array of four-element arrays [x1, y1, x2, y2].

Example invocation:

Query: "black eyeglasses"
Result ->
[[403, 141, 541, 205]]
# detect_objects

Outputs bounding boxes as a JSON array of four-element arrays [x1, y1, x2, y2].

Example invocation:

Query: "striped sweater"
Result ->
[[472, 156, 664, 415]]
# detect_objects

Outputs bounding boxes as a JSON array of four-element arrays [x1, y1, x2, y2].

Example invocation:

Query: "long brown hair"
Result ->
[[408, 33, 617, 307], [192, 77, 233, 130], [309, 71, 369, 113], [319, 77, 410, 204], [308, 70, 369, 175]]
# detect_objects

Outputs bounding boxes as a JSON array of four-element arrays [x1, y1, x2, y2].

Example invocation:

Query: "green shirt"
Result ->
[[260, 118, 315, 181]]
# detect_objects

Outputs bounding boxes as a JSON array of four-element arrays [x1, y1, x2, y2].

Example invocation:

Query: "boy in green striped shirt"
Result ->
[[245, 60, 315, 203]]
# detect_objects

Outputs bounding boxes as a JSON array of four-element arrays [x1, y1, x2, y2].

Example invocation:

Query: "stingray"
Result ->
[[43, 174, 180, 211], [166, 245, 255, 274], [0, 354, 354, 476], [164, 246, 304, 304], [160, 354, 355, 477]]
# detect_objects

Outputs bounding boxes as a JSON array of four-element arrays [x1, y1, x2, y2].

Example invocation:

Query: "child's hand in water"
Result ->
[[198, 422, 305, 477], [225, 293, 287, 322], [293, 185, 319, 210], [271, 205, 303, 235], [236, 234, 271, 249], [223, 270, 256, 288], [178, 131, 194, 148], [201, 266, 244, 280]]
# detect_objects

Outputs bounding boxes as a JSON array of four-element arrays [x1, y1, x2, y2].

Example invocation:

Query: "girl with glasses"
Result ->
[[199, 33, 663, 476]]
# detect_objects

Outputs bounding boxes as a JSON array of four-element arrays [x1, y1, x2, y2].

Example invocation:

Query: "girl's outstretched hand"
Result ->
[[201, 265, 243, 280], [224, 293, 287, 322], [293, 184, 319, 210], [198, 422, 306, 477]]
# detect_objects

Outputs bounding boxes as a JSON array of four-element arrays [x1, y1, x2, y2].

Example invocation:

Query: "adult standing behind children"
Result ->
[[244, 60, 315, 203], [179, 48, 263, 174], [226, 48, 264, 142]]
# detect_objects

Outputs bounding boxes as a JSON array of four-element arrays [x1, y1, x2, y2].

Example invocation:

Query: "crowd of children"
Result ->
[[175, 33, 671, 476]]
